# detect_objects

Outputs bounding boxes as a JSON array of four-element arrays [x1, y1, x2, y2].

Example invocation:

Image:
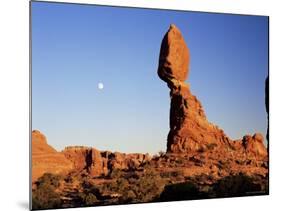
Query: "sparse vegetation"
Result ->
[[36, 173, 63, 188], [158, 150, 165, 157], [99, 166, 165, 203], [76, 179, 101, 206], [78, 192, 99, 206], [32, 173, 63, 210], [32, 167, 268, 208], [206, 143, 218, 150], [110, 168, 123, 179]]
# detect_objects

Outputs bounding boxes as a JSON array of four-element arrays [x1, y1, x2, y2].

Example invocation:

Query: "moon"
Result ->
[[98, 82, 104, 90]]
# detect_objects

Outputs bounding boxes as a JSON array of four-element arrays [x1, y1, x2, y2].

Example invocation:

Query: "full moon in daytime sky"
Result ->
[[98, 82, 104, 90]]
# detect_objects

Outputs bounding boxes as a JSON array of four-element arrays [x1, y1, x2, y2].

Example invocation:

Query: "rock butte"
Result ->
[[32, 130, 73, 182], [157, 24, 268, 156]]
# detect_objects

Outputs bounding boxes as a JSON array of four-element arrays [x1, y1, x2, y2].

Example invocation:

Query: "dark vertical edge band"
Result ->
[[267, 15, 270, 195]]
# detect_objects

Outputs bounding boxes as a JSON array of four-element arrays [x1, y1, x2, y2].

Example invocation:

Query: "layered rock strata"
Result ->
[[32, 130, 73, 182]]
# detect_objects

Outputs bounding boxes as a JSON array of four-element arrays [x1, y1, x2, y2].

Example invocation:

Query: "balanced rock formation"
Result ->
[[158, 24, 267, 157], [158, 25, 231, 153], [158, 24, 189, 87], [32, 130, 73, 182]]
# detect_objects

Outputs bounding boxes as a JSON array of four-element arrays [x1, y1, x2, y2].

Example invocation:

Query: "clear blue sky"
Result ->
[[31, 2, 268, 154]]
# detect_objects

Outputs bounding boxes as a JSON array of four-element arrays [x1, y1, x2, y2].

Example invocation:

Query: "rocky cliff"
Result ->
[[32, 130, 73, 182], [62, 146, 151, 177], [32, 130, 151, 182]]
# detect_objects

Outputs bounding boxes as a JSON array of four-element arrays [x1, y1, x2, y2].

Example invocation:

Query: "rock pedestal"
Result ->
[[158, 24, 267, 156]]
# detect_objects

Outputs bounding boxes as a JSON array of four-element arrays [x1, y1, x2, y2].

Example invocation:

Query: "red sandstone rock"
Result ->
[[158, 24, 189, 86], [62, 146, 92, 171], [32, 130, 73, 182], [166, 82, 230, 153], [157, 25, 268, 159], [32, 130, 152, 181], [32, 130, 56, 154], [90, 148, 105, 176], [242, 133, 267, 157], [62, 146, 151, 177]]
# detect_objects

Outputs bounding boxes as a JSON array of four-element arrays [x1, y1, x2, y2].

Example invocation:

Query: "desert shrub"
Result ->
[[32, 173, 64, 209], [120, 190, 136, 203], [110, 169, 123, 179], [212, 174, 262, 197], [81, 179, 93, 189], [175, 159, 184, 165], [100, 167, 165, 204], [116, 178, 130, 191], [32, 183, 62, 209], [206, 143, 218, 150], [158, 181, 207, 201], [64, 175, 73, 183], [78, 192, 98, 206], [197, 146, 206, 153], [160, 170, 184, 180], [217, 160, 230, 170], [36, 173, 63, 189], [100, 178, 130, 194], [160, 171, 171, 178], [130, 167, 165, 202], [85, 193, 98, 205], [77, 181, 101, 206], [158, 151, 166, 157]]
